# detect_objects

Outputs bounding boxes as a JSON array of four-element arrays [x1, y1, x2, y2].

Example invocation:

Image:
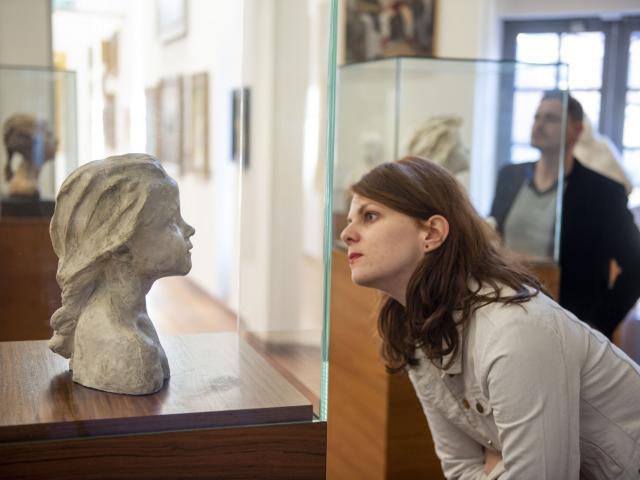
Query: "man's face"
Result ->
[[530, 98, 582, 156]]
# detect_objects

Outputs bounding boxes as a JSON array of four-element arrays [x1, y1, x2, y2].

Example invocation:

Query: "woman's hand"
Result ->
[[484, 449, 502, 475]]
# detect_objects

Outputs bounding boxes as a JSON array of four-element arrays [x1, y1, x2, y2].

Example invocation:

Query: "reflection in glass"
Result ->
[[334, 57, 565, 262]]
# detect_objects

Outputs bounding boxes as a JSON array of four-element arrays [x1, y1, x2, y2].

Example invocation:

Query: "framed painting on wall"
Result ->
[[188, 72, 210, 177], [231, 87, 250, 169], [158, 76, 184, 170], [157, 0, 188, 43], [101, 32, 119, 76], [103, 93, 116, 150], [344, 0, 436, 63], [145, 86, 160, 157]]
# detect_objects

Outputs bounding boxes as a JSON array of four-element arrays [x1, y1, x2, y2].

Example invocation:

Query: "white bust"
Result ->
[[48, 153, 195, 395]]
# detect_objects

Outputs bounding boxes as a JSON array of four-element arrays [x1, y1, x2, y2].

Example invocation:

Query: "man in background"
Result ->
[[491, 90, 640, 339]]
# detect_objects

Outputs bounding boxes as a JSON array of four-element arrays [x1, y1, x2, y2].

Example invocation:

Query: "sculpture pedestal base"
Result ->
[[0, 333, 326, 479], [0, 196, 55, 218]]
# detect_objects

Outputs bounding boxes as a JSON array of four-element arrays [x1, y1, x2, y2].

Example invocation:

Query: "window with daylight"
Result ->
[[502, 16, 640, 200]]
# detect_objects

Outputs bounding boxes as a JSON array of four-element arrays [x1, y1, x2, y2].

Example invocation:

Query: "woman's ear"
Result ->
[[422, 215, 449, 253]]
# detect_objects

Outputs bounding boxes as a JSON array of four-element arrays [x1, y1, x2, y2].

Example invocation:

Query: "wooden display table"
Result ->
[[0, 333, 326, 479]]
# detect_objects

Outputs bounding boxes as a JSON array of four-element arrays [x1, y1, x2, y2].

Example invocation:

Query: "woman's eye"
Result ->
[[364, 211, 378, 222]]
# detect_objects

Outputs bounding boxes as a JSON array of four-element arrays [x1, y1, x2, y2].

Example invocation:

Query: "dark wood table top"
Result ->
[[0, 332, 313, 442]]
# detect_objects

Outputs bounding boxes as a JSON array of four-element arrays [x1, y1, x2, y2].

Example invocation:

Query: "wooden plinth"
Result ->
[[0, 333, 313, 442], [0, 217, 59, 341], [0, 421, 326, 480], [327, 249, 443, 479], [0, 332, 325, 479]]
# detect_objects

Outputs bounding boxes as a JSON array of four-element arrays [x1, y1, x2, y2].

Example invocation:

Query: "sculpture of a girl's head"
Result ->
[[49, 153, 195, 362]]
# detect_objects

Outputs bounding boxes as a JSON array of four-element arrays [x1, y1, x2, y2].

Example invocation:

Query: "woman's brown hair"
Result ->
[[351, 156, 544, 373]]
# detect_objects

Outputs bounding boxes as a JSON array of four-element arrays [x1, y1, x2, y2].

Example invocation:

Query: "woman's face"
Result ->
[[340, 194, 427, 301], [127, 183, 195, 279]]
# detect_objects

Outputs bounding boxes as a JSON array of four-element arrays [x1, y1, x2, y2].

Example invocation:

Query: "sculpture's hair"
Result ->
[[351, 156, 546, 373], [48, 153, 172, 358]]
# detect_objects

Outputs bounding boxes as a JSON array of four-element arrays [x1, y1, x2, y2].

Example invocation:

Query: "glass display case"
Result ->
[[333, 56, 569, 265], [0, 65, 77, 216], [0, 1, 338, 477], [326, 56, 570, 478]]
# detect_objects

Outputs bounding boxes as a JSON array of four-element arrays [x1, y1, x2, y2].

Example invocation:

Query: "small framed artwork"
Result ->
[[345, 0, 436, 64], [101, 32, 119, 76], [157, 0, 188, 44], [188, 72, 210, 177], [103, 93, 116, 150], [231, 87, 250, 169], [145, 86, 160, 157], [158, 76, 184, 170]]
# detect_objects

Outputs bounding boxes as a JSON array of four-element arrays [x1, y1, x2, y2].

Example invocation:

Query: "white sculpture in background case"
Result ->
[[407, 114, 470, 190], [48, 153, 195, 395], [2, 113, 57, 198]]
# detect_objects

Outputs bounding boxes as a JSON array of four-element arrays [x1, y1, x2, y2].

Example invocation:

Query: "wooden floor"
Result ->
[[147, 276, 237, 335], [147, 276, 323, 413]]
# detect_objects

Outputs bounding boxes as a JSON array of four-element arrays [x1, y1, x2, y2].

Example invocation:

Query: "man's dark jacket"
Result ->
[[491, 159, 640, 338]]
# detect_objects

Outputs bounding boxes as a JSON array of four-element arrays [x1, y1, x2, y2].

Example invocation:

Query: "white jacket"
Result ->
[[408, 287, 640, 479]]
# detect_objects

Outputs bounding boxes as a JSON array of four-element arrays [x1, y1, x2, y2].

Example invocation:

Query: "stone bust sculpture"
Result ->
[[3, 113, 58, 198], [48, 153, 195, 395]]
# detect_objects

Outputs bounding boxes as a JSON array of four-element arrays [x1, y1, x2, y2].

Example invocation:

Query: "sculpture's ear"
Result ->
[[112, 244, 132, 262]]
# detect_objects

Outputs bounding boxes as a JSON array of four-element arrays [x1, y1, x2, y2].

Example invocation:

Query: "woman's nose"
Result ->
[[340, 223, 358, 244]]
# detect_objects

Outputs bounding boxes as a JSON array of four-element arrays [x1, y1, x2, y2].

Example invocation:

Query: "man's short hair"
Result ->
[[541, 90, 584, 123]]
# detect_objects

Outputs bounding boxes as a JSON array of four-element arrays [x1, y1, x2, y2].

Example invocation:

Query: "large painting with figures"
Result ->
[[345, 0, 435, 63]]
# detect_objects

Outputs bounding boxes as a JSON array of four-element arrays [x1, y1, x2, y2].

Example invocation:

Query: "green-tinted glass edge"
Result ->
[[319, 0, 338, 423]]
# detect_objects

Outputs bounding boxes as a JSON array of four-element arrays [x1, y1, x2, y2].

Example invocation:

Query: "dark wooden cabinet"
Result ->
[[0, 333, 326, 479]]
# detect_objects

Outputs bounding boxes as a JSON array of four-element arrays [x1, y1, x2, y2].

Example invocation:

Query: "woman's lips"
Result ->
[[348, 253, 363, 264]]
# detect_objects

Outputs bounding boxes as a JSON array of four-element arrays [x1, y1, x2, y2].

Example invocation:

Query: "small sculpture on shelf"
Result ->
[[407, 115, 470, 190], [3, 113, 58, 198], [48, 153, 195, 395]]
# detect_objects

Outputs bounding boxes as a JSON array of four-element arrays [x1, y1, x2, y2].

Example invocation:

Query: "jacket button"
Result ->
[[476, 402, 484, 414], [462, 398, 470, 409]]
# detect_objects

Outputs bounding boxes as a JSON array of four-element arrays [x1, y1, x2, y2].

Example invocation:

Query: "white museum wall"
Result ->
[[240, 0, 329, 336], [135, 0, 244, 312], [52, 11, 122, 167], [136, 0, 329, 335], [51, 0, 330, 337], [0, 0, 51, 67]]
